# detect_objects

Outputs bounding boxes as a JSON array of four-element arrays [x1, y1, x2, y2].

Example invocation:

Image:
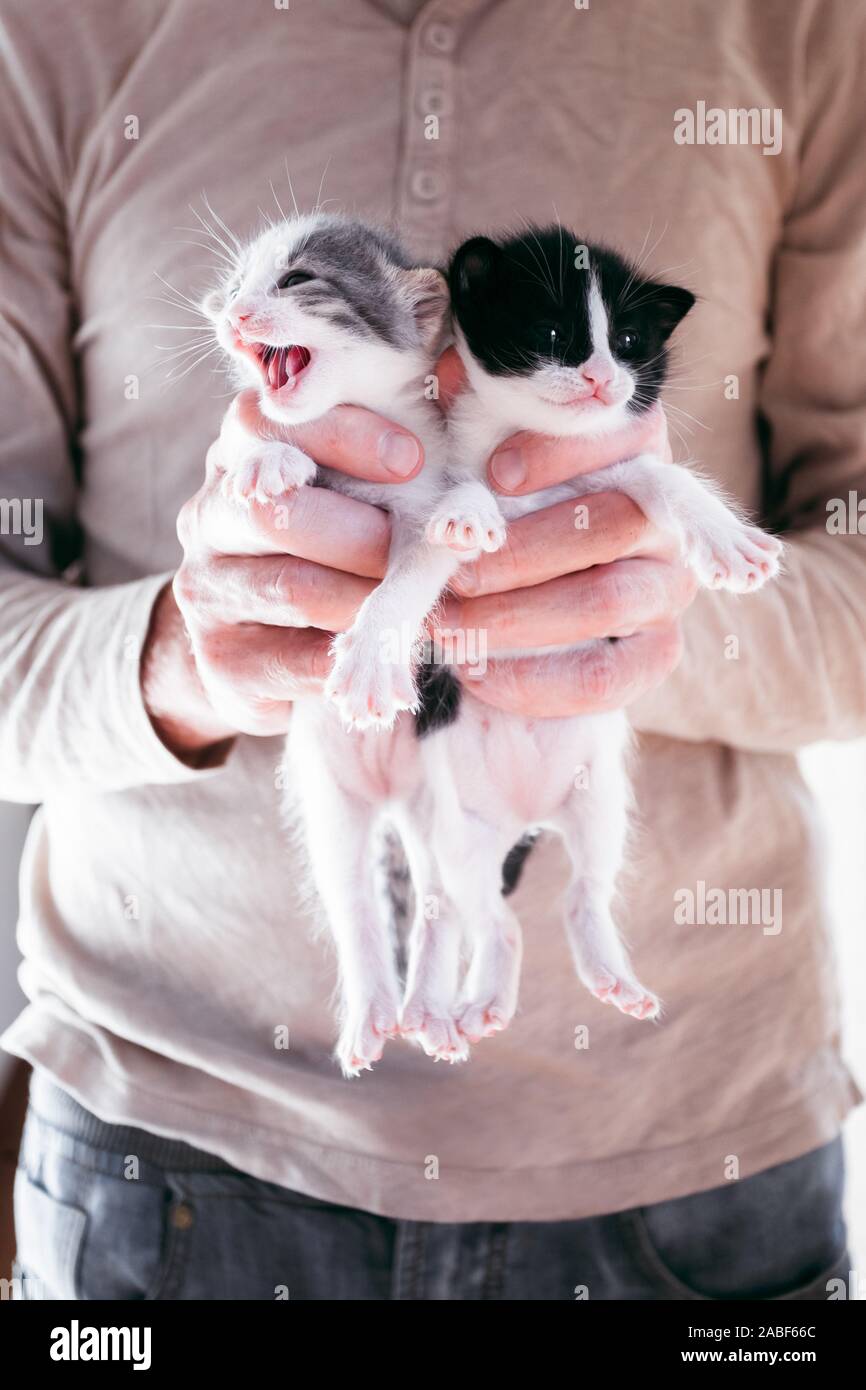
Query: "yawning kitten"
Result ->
[[203, 212, 461, 1074], [398, 227, 784, 1059]]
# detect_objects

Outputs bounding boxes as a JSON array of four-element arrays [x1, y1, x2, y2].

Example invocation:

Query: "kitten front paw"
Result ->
[[325, 629, 417, 731], [687, 524, 782, 593], [221, 442, 316, 506], [336, 997, 400, 1078], [426, 500, 507, 553]]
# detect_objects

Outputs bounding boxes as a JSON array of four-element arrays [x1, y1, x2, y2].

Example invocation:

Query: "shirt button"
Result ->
[[410, 168, 446, 202], [418, 87, 453, 118], [424, 21, 456, 54]]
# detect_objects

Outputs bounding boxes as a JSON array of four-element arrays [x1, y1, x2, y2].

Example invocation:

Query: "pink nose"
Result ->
[[581, 360, 614, 392], [229, 308, 254, 331]]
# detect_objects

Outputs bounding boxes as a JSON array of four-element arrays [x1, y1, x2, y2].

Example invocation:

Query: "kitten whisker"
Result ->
[[172, 233, 236, 267], [284, 159, 301, 220], [314, 157, 332, 215], [201, 193, 241, 251], [269, 179, 288, 224], [617, 219, 662, 309], [151, 273, 207, 316], [190, 202, 239, 265], [162, 345, 223, 384]]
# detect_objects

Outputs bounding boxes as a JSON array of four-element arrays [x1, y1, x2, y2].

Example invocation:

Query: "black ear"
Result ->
[[449, 236, 501, 303], [646, 284, 696, 338]]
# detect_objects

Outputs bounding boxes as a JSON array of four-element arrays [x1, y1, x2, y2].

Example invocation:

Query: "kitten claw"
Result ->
[[688, 524, 782, 594], [325, 630, 417, 731], [336, 998, 400, 1078], [221, 442, 316, 507], [456, 1000, 512, 1043], [585, 969, 661, 1021], [426, 505, 506, 553], [401, 999, 470, 1062]]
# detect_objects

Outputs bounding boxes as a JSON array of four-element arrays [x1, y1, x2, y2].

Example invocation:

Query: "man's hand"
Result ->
[[143, 368, 696, 758], [141, 390, 422, 758], [433, 351, 697, 716]]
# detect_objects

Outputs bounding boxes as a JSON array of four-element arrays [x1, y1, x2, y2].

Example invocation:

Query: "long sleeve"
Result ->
[[0, 571, 227, 800], [0, 26, 220, 801], [633, 8, 866, 754]]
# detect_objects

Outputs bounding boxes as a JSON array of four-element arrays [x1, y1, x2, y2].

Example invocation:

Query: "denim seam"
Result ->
[[145, 1193, 194, 1301], [393, 1222, 427, 1300], [481, 1224, 510, 1301]]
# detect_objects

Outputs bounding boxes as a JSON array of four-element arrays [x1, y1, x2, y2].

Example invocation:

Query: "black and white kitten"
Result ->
[[398, 227, 784, 1059]]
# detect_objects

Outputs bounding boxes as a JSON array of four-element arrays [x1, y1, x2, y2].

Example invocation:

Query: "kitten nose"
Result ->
[[229, 307, 255, 332], [581, 359, 615, 391]]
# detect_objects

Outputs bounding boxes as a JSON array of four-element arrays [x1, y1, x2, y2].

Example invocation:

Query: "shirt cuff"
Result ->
[[114, 572, 235, 786]]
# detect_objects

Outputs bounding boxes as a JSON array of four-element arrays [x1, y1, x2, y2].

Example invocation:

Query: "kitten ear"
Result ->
[[646, 283, 696, 338], [400, 267, 450, 350], [449, 236, 501, 301]]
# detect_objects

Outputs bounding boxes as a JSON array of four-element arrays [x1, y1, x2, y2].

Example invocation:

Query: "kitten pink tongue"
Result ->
[[267, 346, 308, 390], [267, 350, 286, 390]]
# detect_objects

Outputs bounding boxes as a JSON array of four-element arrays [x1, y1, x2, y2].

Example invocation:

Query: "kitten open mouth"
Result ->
[[250, 342, 312, 392]]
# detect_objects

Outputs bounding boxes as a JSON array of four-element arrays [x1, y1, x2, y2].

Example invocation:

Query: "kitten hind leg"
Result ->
[[552, 717, 660, 1021], [398, 818, 468, 1063], [288, 735, 402, 1076], [433, 817, 525, 1045]]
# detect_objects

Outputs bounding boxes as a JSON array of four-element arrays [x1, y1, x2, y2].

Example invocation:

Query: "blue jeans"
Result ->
[[14, 1073, 850, 1300]]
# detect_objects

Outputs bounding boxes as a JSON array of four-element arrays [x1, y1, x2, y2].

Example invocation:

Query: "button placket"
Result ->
[[396, 6, 467, 262]]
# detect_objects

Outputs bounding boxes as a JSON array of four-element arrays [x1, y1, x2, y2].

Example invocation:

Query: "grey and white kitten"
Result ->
[[203, 212, 462, 1075]]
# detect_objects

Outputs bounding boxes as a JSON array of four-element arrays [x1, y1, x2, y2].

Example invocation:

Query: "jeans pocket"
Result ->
[[620, 1141, 848, 1301], [16, 1127, 186, 1301], [13, 1169, 88, 1300], [625, 1206, 851, 1301]]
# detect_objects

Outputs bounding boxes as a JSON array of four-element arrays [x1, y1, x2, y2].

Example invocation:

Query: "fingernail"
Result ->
[[379, 431, 421, 476], [490, 447, 527, 492]]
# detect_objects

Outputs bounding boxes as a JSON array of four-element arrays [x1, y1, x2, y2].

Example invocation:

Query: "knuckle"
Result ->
[[260, 647, 298, 695], [263, 556, 301, 611], [579, 643, 618, 704], [590, 563, 665, 629], [175, 497, 197, 550], [494, 528, 525, 584], [477, 591, 511, 639], [249, 484, 300, 541], [584, 568, 625, 624], [195, 625, 232, 669], [172, 563, 202, 612], [176, 480, 216, 552], [614, 496, 651, 551]]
